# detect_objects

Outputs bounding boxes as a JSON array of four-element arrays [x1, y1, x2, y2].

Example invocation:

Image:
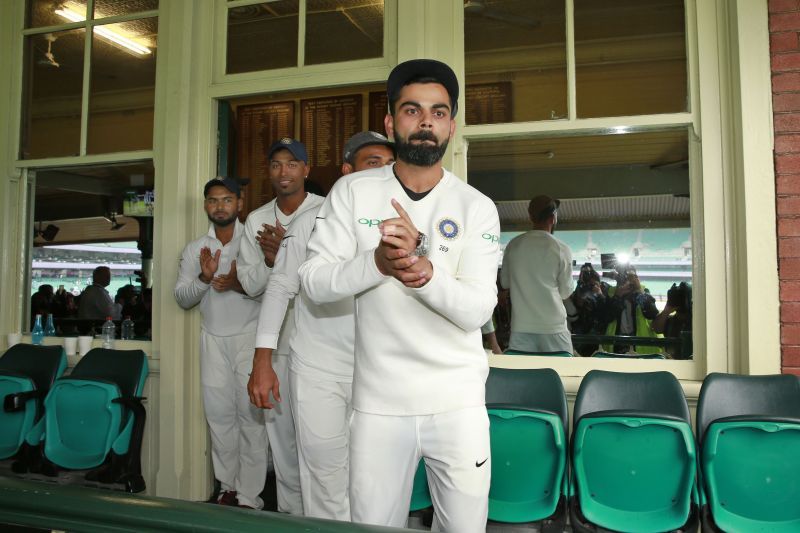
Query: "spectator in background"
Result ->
[[603, 266, 660, 354], [78, 266, 114, 320], [652, 281, 692, 359], [30, 284, 54, 329], [500, 195, 574, 354], [569, 263, 611, 356]]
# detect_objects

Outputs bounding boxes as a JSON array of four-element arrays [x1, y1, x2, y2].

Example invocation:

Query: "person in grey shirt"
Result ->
[[77, 266, 114, 319]]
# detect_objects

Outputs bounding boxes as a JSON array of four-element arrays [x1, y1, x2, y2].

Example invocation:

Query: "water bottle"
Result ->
[[31, 314, 44, 345], [101, 316, 115, 349], [45, 314, 56, 336], [121, 316, 135, 340]]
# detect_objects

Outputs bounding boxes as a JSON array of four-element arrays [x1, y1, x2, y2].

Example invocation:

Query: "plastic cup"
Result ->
[[63, 337, 78, 356], [77, 336, 93, 356], [6, 332, 22, 348]]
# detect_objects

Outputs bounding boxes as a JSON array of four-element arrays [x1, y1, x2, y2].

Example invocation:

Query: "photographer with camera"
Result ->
[[602, 263, 660, 354], [651, 281, 692, 359], [569, 263, 611, 356]]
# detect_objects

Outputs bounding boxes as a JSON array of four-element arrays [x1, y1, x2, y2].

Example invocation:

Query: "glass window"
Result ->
[[574, 0, 687, 118], [27, 0, 88, 28], [305, 0, 384, 66], [227, 1, 299, 74], [31, 162, 155, 339], [469, 130, 693, 359], [464, 0, 567, 124], [21, 28, 86, 159], [93, 0, 159, 19], [87, 18, 158, 153]]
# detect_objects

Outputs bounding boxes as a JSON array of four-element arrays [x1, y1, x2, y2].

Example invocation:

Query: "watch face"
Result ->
[[413, 232, 429, 256]]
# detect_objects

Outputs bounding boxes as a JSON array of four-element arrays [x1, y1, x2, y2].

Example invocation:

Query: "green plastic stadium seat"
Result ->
[[409, 458, 432, 512], [0, 344, 66, 461], [29, 348, 148, 492], [485, 368, 568, 530], [503, 349, 573, 357], [592, 350, 666, 359], [697, 373, 800, 532], [570, 370, 698, 533]]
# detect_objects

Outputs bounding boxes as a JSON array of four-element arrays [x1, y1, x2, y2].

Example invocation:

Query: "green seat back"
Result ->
[[0, 344, 66, 459], [42, 348, 147, 470], [697, 374, 800, 531], [409, 458, 431, 511], [571, 370, 695, 532], [485, 368, 568, 523], [44, 379, 123, 469], [488, 409, 565, 522], [702, 420, 800, 532], [573, 416, 696, 532], [504, 349, 572, 357], [0, 375, 36, 459]]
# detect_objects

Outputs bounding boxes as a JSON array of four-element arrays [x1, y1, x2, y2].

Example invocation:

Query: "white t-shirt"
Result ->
[[237, 193, 324, 354], [256, 207, 355, 383], [174, 220, 260, 337], [500, 230, 573, 335], [299, 164, 501, 416]]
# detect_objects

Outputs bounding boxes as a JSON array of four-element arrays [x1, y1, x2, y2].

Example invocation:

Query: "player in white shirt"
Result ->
[[237, 138, 323, 514], [249, 131, 395, 520], [174, 177, 265, 508], [299, 60, 500, 532], [500, 195, 574, 354]]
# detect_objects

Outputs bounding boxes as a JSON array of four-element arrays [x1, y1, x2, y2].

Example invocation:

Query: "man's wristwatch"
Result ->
[[411, 231, 429, 257]]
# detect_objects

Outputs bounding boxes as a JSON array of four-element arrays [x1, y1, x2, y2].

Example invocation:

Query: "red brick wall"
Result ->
[[771, 0, 800, 375]]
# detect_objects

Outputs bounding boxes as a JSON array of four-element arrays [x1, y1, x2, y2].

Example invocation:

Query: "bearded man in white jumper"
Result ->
[[237, 138, 323, 514], [174, 177, 265, 508], [299, 59, 501, 532]]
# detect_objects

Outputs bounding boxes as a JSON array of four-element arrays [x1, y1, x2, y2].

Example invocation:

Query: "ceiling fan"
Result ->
[[464, 0, 540, 29]]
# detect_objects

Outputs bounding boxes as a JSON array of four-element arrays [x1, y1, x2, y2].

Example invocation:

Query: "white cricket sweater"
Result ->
[[299, 164, 501, 415], [256, 207, 355, 382], [238, 193, 324, 355], [500, 230, 574, 334], [174, 220, 260, 337]]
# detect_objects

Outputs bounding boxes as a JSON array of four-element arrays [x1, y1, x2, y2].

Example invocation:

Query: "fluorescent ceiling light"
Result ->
[[55, 6, 152, 56]]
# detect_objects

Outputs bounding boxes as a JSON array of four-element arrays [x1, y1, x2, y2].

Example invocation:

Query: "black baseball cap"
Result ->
[[387, 59, 459, 117], [204, 176, 248, 198], [343, 131, 394, 164], [268, 137, 309, 164]]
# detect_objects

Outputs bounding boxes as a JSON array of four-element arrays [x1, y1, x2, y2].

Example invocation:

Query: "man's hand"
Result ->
[[248, 348, 281, 409], [211, 260, 244, 293], [256, 222, 285, 268], [378, 199, 419, 254], [199, 247, 220, 284], [373, 199, 432, 287]]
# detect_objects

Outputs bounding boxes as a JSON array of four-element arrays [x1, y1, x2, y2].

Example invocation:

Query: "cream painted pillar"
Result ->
[[725, 0, 780, 375], [151, 0, 216, 500], [0, 1, 26, 338]]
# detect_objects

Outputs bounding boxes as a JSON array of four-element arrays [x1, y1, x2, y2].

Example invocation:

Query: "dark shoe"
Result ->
[[216, 490, 238, 506]]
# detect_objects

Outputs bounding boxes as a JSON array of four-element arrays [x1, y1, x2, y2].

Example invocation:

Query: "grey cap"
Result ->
[[343, 131, 394, 164]]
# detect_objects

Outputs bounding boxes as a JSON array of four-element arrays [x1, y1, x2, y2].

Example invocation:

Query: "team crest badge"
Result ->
[[280, 137, 293, 144], [438, 218, 460, 240]]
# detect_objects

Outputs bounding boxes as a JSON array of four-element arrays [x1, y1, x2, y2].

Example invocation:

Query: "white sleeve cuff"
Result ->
[[255, 333, 279, 349]]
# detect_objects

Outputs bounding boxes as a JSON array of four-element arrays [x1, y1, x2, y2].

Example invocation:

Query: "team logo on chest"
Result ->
[[437, 218, 460, 240]]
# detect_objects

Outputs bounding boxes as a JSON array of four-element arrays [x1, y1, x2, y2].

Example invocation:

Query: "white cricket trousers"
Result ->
[[266, 353, 303, 514], [350, 406, 491, 532], [290, 369, 353, 520], [200, 329, 266, 509]]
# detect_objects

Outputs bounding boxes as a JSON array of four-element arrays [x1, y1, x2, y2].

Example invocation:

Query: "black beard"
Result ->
[[395, 131, 448, 167], [207, 212, 237, 227]]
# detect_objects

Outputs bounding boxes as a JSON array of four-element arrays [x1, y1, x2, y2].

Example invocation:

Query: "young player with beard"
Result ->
[[237, 138, 323, 514], [174, 177, 265, 508], [248, 132, 394, 520], [299, 60, 501, 532]]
